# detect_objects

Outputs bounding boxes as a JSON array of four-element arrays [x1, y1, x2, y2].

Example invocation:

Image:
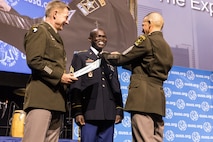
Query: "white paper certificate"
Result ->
[[73, 59, 101, 78]]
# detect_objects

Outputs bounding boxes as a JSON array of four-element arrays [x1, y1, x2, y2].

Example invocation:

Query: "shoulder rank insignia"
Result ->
[[134, 35, 146, 46]]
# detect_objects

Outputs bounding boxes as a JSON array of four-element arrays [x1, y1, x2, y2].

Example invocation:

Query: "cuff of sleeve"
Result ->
[[71, 105, 82, 118], [116, 107, 124, 118]]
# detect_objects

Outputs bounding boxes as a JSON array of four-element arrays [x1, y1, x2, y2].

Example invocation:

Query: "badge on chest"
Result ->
[[86, 58, 94, 78]]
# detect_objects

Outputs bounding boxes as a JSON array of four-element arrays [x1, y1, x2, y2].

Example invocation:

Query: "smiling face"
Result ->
[[89, 29, 107, 52], [53, 8, 70, 31], [44, 0, 70, 31]]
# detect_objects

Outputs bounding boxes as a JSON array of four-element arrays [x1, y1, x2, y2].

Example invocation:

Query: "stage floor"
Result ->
[[0, 136, 78, 142]]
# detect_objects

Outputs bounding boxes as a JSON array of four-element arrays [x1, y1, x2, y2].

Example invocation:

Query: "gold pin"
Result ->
[[69, 66, 74, 73], [88, 71, 93, 77]]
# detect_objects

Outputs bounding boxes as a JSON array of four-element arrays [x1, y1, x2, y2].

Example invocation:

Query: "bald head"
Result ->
[[144, 12, 164, 33], [146, 12, 164, 30]]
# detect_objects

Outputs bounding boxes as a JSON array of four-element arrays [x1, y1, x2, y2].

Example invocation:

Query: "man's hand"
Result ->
[[110, 51, 120, 55], [0, 0, 11, 11], [115, 115, 123, 124], [61, 73, 78, 84], [75, 115, 85, 126]]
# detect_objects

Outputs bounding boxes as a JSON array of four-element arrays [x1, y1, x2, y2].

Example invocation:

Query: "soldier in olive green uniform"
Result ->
[[106, 12, 173, 142], [22, 1, 77, 142]]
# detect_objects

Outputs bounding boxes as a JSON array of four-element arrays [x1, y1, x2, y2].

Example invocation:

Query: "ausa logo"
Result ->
[[0, 41, 19, 67], [165, 130, 175, 141], [122, 116, 131, 128], [77, 0, 106, 16], [6, 0, 20, 7], [190, 110, 199, 121], [178, 120, 187, 131], [120, 72, 130, 83], [165, 108, 173, 119], [192, 132, 200, 142]]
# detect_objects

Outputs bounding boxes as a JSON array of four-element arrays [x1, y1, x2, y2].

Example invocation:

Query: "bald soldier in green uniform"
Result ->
[[105, 12, 173, 142]]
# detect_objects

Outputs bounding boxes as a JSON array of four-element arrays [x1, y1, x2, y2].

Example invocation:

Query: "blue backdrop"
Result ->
[[163, 66, 213, 142], [72, 66, 213, 142], [1, 0, 213, 142]]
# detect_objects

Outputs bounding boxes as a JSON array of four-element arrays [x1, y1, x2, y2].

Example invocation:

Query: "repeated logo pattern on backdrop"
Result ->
[[163, 66, 213, 142], [73, 66, 213, 142]]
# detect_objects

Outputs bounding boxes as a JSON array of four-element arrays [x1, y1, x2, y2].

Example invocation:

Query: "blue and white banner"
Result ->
[[72, 66, 213, 142], [163, 66, 213, 142]]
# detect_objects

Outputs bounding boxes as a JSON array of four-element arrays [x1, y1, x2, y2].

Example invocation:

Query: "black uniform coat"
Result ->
[[23, 22, 67, 112], [107, 31, 173, 116], [70, 48, 123, 120]]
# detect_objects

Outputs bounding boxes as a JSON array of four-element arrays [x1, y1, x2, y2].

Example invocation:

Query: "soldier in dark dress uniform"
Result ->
[[22, 1, 77, 142], [105, 12, 174, 142], [69, 28, 123, 142]]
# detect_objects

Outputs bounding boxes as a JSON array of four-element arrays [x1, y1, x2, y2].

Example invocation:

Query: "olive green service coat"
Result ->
[[23, 22, 67, 112], [107, 31, 173, 116]]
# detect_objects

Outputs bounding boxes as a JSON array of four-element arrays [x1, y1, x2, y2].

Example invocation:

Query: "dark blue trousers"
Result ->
[[81, 120, 114, 142]]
